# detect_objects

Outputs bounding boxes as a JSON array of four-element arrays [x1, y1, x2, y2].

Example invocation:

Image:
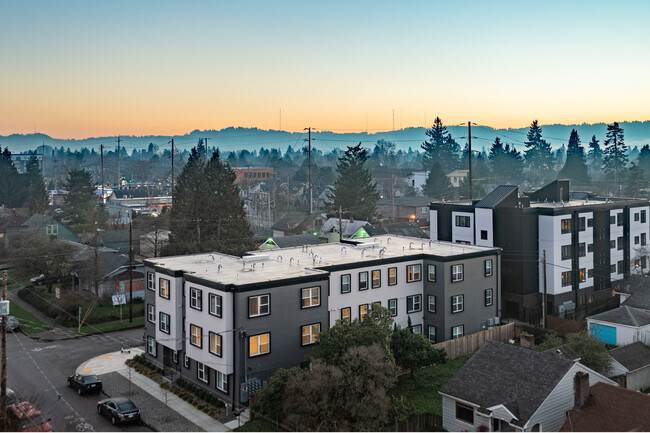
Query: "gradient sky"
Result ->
[[2, 0, 650, 139]]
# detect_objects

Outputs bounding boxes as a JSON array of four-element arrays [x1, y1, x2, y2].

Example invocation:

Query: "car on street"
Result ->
[[97, 397, 140, 425], [2, 316, 20, 332], [67, 373, 102, 395], [6, 401, 53, 432], [6, 387, 20, 405], [30, 275, 45, 286]]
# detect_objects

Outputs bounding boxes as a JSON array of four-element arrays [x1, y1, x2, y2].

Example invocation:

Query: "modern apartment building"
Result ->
[[143, 235, 500, 407], [430, 180, 650, 322]]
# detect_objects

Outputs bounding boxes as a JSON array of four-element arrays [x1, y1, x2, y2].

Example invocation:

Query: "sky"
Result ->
[[2, 0, 650, 139]]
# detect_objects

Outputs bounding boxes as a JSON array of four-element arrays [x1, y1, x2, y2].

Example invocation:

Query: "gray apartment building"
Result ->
[[143, 235, 500, 407]]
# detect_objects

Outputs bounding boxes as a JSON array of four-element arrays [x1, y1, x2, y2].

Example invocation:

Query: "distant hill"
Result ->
[[2, 122, 650, 155]]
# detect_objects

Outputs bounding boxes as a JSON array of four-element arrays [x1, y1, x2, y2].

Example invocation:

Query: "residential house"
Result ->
[[232, 167, 274, 188], [403, 170, 428, 195], [559, 381, 650, 431], [439, 341, 616, 432], [144, 235, 501, 407], [362, 222, 428, 239], [4, 214, 78, 248], [320, 217, 368, 242], [377, 196, 434, 224], [99, 228, 146, 255], [612, 273, 650, 309], [607, 341, 650, 391], [587, 305, 650, 346], [430, 180, 650, 323], [446, 169, 469, 188], [258, 234, 324, 250], [106, 193, 171, 224]]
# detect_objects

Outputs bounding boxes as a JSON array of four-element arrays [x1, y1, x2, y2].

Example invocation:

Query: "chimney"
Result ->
[[574, 372, 590, 410], [520, 332, 535, 350]]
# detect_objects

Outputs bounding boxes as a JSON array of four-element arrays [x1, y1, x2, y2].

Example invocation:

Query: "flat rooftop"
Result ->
[[528, 198, 610, 208], [146, 235, 499, 287]]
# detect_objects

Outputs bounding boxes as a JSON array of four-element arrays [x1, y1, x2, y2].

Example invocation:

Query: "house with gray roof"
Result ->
[[439, 341, 615, 432], [613, 273, 650, 310], [4, 213, 78, 247], [607, 341, 650, 391], [587, 305, 650, 346]]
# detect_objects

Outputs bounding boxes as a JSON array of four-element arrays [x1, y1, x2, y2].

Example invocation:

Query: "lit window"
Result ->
[[484, 289, 493, 306], [388, 298, 397, 316], [561, 219, 572, 234], [301, 323, 320, 346], [371, 270, 381, 288], [407, 264, 421, 282], [341, 307, 350, 323], [189, 287, 202, 310], [452, 295, 464, 313], [249, 294, 270, 317], [249, 333, 270, 357], [341, 274, 351, 293], [147, 336, 156, 356], [451, 264, 464, 282], [407, 295, 421, 313], [301, 287, 320, 308], [209, 332, 222, 357], [159, 312, 170, 334], [209, 293, 222, 317], [190, 324, 202, 348], [388, 268, 397, 285], [561, 271, 572, 286], [359, 272, 368, 290], [579, 269, 586, 283], [197, 362, 208, 383], [428, 295, 436, 313], [427, 264, 436, 282], [452, 325, 464, 340], [216, 371, 228, 392], [359, 304, 368, 321], [484, 259, 493, 277], [147, 304, 155, 323], [159, 278, 170, 299]]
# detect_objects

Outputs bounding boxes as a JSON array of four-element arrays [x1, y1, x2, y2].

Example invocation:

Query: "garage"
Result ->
[[590, 323, 617, 345]]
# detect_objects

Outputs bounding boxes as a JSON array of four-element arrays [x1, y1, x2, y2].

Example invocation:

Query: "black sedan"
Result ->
[[97, 397, 140, 425], [67, 373, 102, 395]]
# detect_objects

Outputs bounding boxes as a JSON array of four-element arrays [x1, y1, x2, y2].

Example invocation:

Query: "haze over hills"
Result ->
[[2, 121, 650, 155]]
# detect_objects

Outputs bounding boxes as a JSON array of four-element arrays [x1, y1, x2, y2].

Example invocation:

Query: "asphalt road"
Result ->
[[6, 327, 149, 432]]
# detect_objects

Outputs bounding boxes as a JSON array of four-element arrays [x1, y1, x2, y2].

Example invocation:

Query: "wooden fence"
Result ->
[[433, 322, 515, 359], [392, 412, 443, 432]]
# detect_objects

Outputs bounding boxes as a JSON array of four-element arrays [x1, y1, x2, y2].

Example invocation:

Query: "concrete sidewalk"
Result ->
[[78, 348, 248, 432]]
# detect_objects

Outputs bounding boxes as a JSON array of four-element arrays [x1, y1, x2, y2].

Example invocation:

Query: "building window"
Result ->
[[587, 218, 594, 227], [578, 217, 586, 231], [197, 362, 208, 384], [159, 278, 170, 299], [617, 213, 624, 226], [456, 401, 474, 424], [249, 333, 270, 357], [190, 324, 202, 348], [359, 304, 368, 321], [301, 323, 320, 346], [561, 245, 572, 260], [484, 259, 493, 277], [588, 269, 594, 278], [427, 295, 436, 313], [618, 236, 625, 251], [428, 326, 437, 343], [209, 332, 222, 357], [388, 298, 397, 316], [147, 304, 155, 323], [159, 312, 170, 334], [610, 215, 616, 225], [46, 224, 58, 236], [341, 274, 351, 293], [407, 295, 421, 313], [147, 336, 156, 356], [172, 351, 178, 364], [209, 293, 222, 317], [189, 287, 202, 310], [610, 240, 616, 249], [301, 287, 320, 308], [410, 324, 422, 335], [642, 210, 647, 223], [371, 270, 381, 288], [452, 295, 464, 313], [588, 243, 594, 253], [578, 243, 586, 257], [451, 264, 464, 282], [611, 264, 617, 273], [452, 325, 464, 340], [359, 272, 368, 290], [147, 272, 154, 290], [484, 289, 493, 306], [635, 212, 640, 222], [249, 294, 270, 317], [407, 264, 421, 282], [455, 215, 471, 227], [643, 233, 647, 246], [388, 267, 397, 285], [184, 354, 189, 368], [480, 230, 488, 240], [561, 218, 572, 234], [216, 371, 228, 392], [561, 271, 572, 286], [618, 260, 625, 274], [427, 264, 436, 282], [341, 307, 351, 323]]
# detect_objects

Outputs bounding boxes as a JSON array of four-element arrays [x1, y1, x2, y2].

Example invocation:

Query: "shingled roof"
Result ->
[[440, 341, 575, 427], [588, 305, 650, 327], [609, 341, 650, 372]]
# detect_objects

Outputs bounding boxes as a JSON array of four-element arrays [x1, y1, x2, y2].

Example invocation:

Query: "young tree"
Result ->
[[331, 143, 379, 222], [602, 122, 628, 193], [558, 129, 590, 185], [587, 135, 604, 175], [64, 168, 96, 224], [391, 326, 446, 378], [14, 233, 73, 293], [566, 331, 612, 374], [524, 120, 554, 180], [421, 117, 460, 170], [24, 156, 49, 214], [422, 161, 452, 200]]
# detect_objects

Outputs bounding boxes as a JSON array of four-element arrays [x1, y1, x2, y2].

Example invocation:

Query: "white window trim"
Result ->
[[407, 294, 421, 313], [189, 287, 202, 310], [216, 371, 228, 392], [301, 323, 320, 346], [341, 274, 351, 293], [485, 289, 493, 306], [452, 325, 464, 339], [46, 224, 58, 236], [197, 361, 208, 383], [147, 336, 156, 356], [147, 304, 156, 323], [452, 264, 464, 282], [249, 294, 270, 317], [485, 260, 493, 277], [190, 324, 203, 348], [407, 264, 422, 282], [452, 295, 464, 313], [428, 295, 436, 313], [301, 287, 320, 308], [172, 351, 178, 364], [428, 325, 436, 343], [249, 333, 270, 357], [209, 293, 222, 317], [209, 332, 222, 357], [159, 312, 170, 334], [184, 354, 190, 368], [427, 264, 436, 282], [147, 272, 155, 290], [388, 298, 397, 316]]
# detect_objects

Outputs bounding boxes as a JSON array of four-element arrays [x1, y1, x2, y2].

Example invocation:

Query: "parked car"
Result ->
[[6, 387, 20, 405], [97, 397, 140, 425], [30, 275, 45, 286], [6, 401, 53, 432], [67, 373, 102, 395], [1, 316, 20, 332]]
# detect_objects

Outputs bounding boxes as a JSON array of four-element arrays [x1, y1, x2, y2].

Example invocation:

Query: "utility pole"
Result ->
[[100, 144, 104, 204], [542, 250, 547, 329], [1, 271, 7, 431], [170, 139, 175, 205], [391, 176, 396, 220], [468, 121, 473, 201], [304, 127, 312, 215], [116, 136, 121, 188], [338, 206, 343, 242], [129, 222, 133, 323], [204, 137, 209, 158]]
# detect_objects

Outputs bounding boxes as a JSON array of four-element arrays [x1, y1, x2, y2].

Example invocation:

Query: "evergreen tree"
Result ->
[[422, 161, 452, 200], [331, 143, 379, 222], [523, 120, 554, 180], [558, 129, 589, 185], [0, 147, 26, 208], [587, 135, 603, 174], [636, 144, 650, 174], [168, 148, 253, 256], [64, 168, 96, 224], [625, 163, 646, 197], [488, 137, 508, 181], [602, 122, 628, 192], [24, 156, 49, 214], [421, 117, 460, 170]]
